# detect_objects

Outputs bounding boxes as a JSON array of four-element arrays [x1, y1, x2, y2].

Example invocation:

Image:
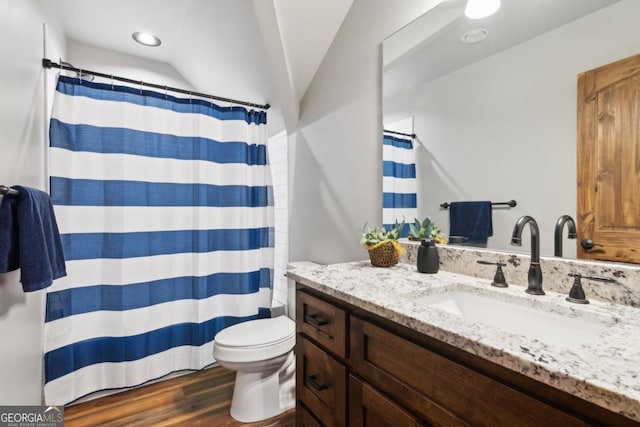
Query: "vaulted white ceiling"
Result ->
[[37, 0, 353, 134], [274, 0, 353, 103], [383, 0, 621, 103]]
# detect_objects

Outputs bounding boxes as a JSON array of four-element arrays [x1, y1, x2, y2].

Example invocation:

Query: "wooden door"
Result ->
[[577, 53, 640, 263]]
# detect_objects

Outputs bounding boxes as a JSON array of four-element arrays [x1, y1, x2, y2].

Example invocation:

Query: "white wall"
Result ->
[[0, 0, 65, 404], [289, 0, 444, 264], [386, 0, 640, 258], [267, 131, 289, 311]]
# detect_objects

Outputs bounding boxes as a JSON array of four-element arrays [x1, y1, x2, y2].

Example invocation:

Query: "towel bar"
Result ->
[[0, 185, 19, 196], [440, 200, 516, 209]]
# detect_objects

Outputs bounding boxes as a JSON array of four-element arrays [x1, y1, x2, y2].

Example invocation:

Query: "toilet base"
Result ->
[[229, 351, 296, 423]]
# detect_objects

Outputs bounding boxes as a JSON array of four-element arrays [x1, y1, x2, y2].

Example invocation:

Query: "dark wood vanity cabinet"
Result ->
[[296, 290, 348, 426], [295, 285, 639, 427], [350, 318, 590, 427], [349, 375, 423, 426]]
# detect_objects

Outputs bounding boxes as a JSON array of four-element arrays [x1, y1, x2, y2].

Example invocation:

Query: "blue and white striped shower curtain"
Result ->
[[44, 76, 274, 404], [383, 133, 417, 236]]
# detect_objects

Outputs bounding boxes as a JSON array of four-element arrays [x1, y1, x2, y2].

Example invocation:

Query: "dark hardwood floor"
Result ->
[[63, 366, 295, 426]]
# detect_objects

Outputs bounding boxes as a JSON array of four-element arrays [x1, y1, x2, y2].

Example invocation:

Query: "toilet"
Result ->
[[213, 315, 296, 422]]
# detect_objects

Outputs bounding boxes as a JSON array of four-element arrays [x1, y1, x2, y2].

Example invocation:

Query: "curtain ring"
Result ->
[[189, 91, 192, 104], [78, 69, 82, 84], [58, 59, 62, 77], [165, 85, 168, 100], [139, 80, 143, 95], [110, 74, 114, 90]]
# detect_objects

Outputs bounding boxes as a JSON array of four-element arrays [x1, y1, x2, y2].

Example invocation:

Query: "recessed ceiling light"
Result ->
[[461, 28, 489, 44], [464, 0, 501, 19], [132, 31, 161, 47]]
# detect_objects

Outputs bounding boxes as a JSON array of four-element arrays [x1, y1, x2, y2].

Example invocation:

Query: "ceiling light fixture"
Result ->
[[132, 31, 162, 47], [461, 28, 489, 44], [464, 0, 501, 19]]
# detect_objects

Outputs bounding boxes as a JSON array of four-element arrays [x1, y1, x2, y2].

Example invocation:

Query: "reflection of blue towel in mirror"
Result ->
[[449, 201, 493, 244]]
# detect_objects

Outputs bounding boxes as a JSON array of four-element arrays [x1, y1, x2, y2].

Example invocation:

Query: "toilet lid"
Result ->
[[214, 316, 295, 349]]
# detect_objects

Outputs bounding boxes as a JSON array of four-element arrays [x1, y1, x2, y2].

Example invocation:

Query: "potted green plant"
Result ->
[[360, 220, 405, 267], [408, 217, 446, 244]]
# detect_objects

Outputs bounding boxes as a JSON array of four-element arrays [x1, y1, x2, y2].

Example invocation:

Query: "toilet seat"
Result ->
[[213, 316, 295, 363]]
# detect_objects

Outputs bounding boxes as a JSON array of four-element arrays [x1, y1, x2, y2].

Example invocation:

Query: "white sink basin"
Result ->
[[414, 288, 616, 349]]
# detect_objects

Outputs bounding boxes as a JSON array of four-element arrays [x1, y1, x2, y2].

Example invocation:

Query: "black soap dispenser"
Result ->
[[417, 239, 439, 274]]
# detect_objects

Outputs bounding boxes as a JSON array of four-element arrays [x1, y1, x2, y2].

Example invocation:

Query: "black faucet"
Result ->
[[510, 216, 544, 295], [554, 215, 577, 257]]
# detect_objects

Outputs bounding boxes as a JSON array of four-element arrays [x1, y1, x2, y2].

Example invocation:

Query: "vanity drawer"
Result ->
[[350, 316, 590, 427], [297, 405, 323, 427], [349, 375, 424, 427], [296, 335, 347, 427], [297, 290, 347, 358]]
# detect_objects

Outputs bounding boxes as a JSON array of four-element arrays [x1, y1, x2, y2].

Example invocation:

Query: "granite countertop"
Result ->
[[287, 261, 640, 422]]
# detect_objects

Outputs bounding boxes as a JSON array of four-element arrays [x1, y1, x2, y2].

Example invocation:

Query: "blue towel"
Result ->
[[0, 195, 19, 273], [449, 201, 493, 244], [3, 186, 67, 292]]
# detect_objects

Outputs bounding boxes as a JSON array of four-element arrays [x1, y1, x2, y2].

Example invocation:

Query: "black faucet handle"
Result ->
[[568, 273, 616, 284], [566, 274, 616, 304], [476, 260, 506, 267], [477, 260, 508, 287], [566, 274, 588, 304], [584, 275, 616, 284]]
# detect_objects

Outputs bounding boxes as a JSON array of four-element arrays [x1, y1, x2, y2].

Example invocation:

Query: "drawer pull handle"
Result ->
[[306, 375, 328, 391], [304, 314, 333, 338], [305, 314, 328, 327]]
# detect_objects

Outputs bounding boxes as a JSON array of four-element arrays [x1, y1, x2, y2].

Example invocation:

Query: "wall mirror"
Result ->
[[383, 0, 639, 260]]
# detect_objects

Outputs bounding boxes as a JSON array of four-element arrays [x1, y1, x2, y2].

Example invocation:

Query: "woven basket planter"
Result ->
[[367, 241, 400, 267]]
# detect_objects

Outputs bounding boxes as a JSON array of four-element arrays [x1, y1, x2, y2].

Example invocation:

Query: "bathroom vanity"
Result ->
[[288, 262, 640, 426]]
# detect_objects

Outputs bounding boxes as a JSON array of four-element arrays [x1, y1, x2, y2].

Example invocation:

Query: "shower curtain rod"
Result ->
[[42, 58, 270, 110], [383, 129, 416, 139]]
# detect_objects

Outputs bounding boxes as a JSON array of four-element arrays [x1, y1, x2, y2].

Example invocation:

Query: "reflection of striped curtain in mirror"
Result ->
[[383, 119, 416, 237], [44, 76, 274, 405]]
